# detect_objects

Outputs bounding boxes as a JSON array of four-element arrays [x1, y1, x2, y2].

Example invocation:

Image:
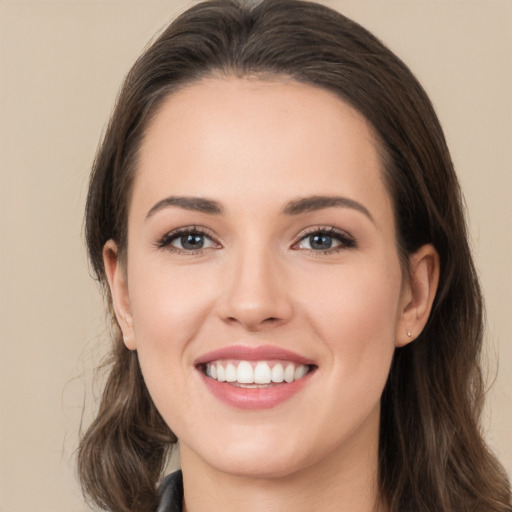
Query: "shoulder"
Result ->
[[157, 470, 183, 512]]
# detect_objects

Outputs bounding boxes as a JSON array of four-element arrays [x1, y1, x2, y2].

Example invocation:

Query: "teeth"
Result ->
[[225, 363, 237, 382], [216, 364, 226, 382], [271, 363, 284, 383], [205, 360, 310, 385], [254, 362, 271, 384], [237, 361, 254, 384], [295, 365, 308, 380], [284, 364, 295, 383]]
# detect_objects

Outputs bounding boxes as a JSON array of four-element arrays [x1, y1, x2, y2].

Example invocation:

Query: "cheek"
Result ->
[[129, 265, 212, 337], [126, 261, 220, 424], [292, 263, 401, 444], [299, 258, 402, 378], [301, 254, 401, 330]]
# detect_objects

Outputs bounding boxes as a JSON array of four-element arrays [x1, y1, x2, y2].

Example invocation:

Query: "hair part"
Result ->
[[80, 1, 511, 511]]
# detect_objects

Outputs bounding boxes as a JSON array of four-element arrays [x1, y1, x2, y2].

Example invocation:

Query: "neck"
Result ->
[[180, 412, 384, 512]]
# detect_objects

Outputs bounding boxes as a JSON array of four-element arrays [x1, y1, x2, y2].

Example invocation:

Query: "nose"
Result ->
[[216, 244, 293, 332]]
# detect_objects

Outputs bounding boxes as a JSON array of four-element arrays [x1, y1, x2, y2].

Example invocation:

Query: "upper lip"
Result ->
[[194, 344, 316, 366]]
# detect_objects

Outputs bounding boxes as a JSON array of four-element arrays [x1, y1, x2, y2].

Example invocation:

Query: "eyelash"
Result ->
[[292, 226, 357, 254], [155, 226, 356, 255], [155, 226, 219, 254]]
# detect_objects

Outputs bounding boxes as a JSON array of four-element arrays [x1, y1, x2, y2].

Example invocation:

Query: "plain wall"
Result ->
[[0, 1, 510, 510]]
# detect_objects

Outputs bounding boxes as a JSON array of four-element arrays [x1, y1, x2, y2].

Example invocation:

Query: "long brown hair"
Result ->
[[80, 1, 512, 511]]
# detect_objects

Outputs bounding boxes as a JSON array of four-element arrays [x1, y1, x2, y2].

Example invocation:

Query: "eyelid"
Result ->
[[155, 225, 222, 253], [154, 224, 356, 254], [291, 226, 357, 252]]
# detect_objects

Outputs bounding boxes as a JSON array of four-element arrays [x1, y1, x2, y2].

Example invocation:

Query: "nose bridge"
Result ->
[[219, 234, 292, 330]]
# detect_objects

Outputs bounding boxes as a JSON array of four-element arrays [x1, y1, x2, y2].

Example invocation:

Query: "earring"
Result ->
[[407, 330, 412, 338]]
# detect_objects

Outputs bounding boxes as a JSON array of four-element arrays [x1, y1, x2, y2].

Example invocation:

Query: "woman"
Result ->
[[78, 0, 512, 511]]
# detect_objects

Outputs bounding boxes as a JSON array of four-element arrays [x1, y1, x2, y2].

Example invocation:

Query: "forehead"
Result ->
[[141, 76, 379, 162], [133, 77, 392, 224]]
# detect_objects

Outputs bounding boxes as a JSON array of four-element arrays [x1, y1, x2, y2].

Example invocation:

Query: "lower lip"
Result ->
[[198, 370, 313, 410]]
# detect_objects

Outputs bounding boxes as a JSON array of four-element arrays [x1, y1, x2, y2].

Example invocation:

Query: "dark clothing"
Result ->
[[157, 471, 183, 512]]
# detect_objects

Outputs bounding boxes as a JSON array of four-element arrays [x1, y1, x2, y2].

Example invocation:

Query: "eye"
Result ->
[[174, 232, 213, 250], [157, 227, 219, 253], [294, 228, 356, 252]]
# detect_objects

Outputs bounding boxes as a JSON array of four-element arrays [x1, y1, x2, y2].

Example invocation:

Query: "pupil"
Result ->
[[310, 234, 332, 250], [181, 234, 204, 250]]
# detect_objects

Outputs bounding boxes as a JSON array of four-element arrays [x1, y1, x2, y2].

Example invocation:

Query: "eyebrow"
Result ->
[[146, 194, 373, 223], [282, 195, 374, 223], [146, 196, 223, 219]]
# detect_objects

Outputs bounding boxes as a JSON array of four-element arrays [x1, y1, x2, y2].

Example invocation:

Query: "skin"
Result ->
[[104, 77, 439, 512]]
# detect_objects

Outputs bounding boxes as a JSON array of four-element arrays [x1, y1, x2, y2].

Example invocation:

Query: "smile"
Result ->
[[195, 345, 317, 409], [204, 360, 310, 386]]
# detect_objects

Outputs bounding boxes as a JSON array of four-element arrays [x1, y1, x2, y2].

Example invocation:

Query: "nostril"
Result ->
[[226, 316, 278, 323]]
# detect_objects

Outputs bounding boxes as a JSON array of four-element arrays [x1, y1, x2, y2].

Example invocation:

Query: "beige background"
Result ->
[[0, 1, 510, 510]]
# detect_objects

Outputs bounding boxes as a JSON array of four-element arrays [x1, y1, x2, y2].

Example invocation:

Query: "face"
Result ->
[[105, 77, 426, 480]]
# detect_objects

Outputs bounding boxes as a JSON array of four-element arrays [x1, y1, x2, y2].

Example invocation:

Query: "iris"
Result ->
[[309, 233, 333, 250]]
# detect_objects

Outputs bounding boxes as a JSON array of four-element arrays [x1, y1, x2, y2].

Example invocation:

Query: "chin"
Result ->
[[185, 427, 322, 480], [208, 450, 310, 480]]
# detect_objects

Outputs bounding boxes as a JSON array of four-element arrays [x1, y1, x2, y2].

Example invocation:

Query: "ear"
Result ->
[[103, 240, 136, 350], [396, 244, 440, 347]]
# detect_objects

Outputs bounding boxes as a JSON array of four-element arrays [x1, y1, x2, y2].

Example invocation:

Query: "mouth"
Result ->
[[199, 359, 313, 387], [194, 345, 317, 409]]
